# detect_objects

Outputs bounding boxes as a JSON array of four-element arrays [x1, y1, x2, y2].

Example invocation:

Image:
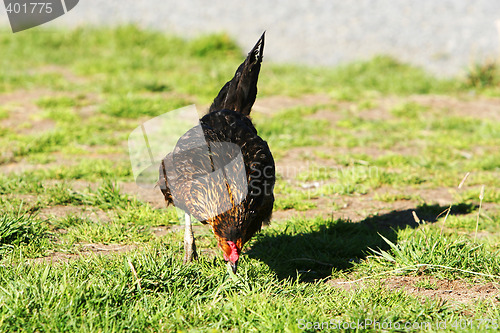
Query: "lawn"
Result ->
[[0, 26, 499, 332]]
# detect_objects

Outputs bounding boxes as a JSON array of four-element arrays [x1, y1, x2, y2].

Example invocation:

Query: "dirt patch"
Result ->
[[0, 156, 83, 174], [0, 88, 101, 136], [270, 185, 460, 226], [384, 276, 500, 304], [407, 95, 500, 121], [272, 195, 338, 221], [345, 95, 500, 122], [119, 182, 165, 209], [0, 89, 56, 135], [1, 193, 39, 205], [375, 186, 455, 207], [39, 205, 110, 222], [330, 276, 500, 305], [307, 107, 343, 124], [79, 243, 137, 253], [31, 243, 137, 264], [275, 147, 345, 180], [0, 89, 54, 106]]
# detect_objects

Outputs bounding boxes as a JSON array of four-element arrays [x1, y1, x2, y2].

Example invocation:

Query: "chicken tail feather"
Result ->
[[209, 32, 265, 116]]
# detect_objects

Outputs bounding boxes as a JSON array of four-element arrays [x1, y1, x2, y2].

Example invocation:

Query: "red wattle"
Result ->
[[227, 241, 240, 262]]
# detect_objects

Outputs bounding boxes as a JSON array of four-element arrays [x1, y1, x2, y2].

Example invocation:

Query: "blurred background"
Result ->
[[2, 0, 498, 76]]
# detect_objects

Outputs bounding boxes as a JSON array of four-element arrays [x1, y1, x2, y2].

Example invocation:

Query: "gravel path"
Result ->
[[2, 0, 499, 76]]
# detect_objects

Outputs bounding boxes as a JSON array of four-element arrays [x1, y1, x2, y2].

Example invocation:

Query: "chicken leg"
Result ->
[[183, 212, 198, 263]]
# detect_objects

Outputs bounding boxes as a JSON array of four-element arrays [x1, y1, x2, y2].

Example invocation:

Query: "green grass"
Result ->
[[368, 229, 500, 279], [101, 94, 193, 119], [253, 106, 332, 151], [389, 101, 430, 119], [0, 210, 498, 331], [0, 107, 9, 120], [0, 25, 499, 332], [36, 95, 88, 109], [263, 56, 462, 99], [459, 187, 500, 204], [0, 208, 50, 258], [0, 244, 451, 332]]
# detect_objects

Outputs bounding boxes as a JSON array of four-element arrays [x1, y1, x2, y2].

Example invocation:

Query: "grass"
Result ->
[[0, 25, 499, 332], [0, 208, 50, 258], [0, 244, 450, 332], [101, 94, 193, 119], [466, 60, 500, 89], [253, 106, 332, 150], [366, 228, 500, 280], [264, 56, 461, 99], [0, 107, 9, 120]]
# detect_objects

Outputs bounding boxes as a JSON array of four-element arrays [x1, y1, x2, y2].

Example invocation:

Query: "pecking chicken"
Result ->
[[158, 33, 275, 273]]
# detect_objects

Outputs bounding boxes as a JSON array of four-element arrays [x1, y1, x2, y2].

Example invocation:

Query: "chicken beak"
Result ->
[[230, 260, 238, 274]]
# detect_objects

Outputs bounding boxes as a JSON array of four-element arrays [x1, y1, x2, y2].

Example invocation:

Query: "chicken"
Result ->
[[158, 33, 275, 273]]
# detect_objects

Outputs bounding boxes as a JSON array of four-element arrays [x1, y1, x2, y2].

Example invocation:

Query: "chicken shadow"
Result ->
[[246, 202, 475, 282]]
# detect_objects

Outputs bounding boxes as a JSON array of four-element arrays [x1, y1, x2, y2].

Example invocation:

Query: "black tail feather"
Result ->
[[209, 32, 265, 116]]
